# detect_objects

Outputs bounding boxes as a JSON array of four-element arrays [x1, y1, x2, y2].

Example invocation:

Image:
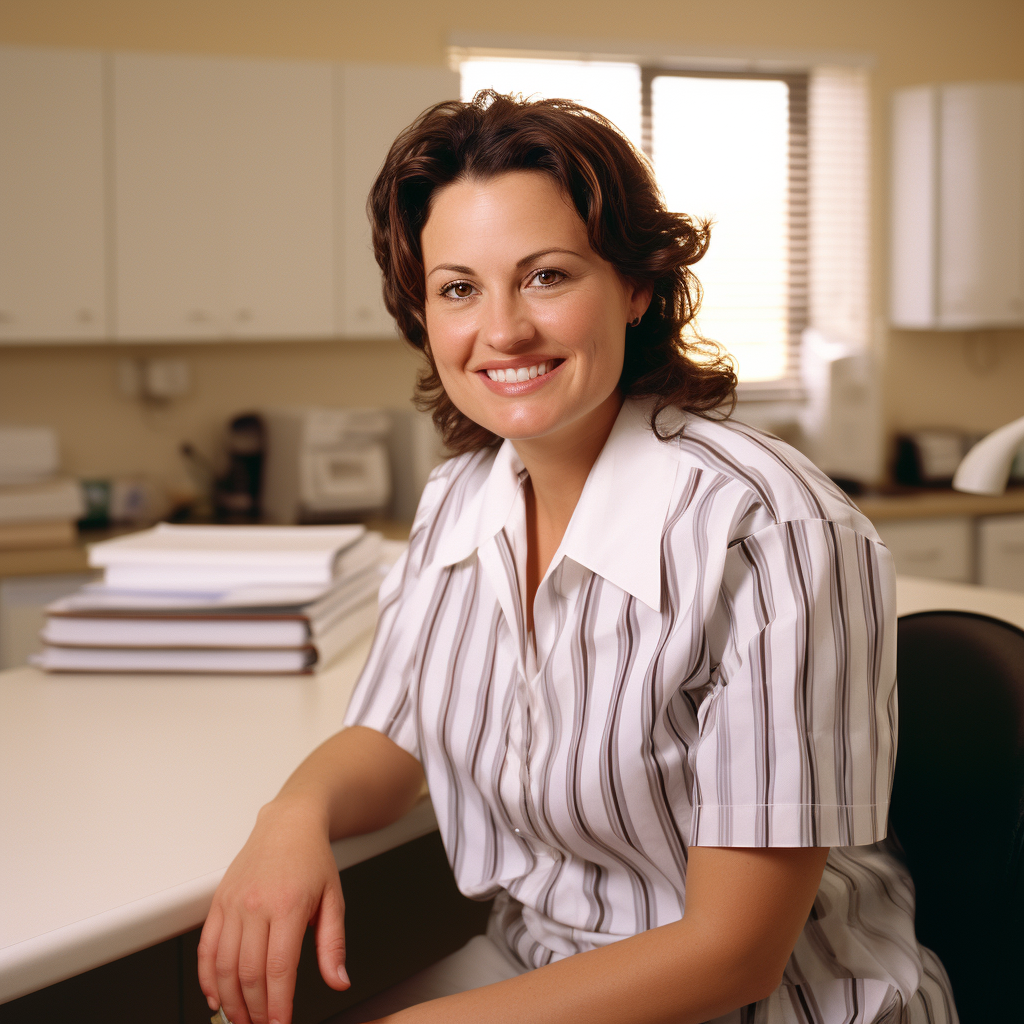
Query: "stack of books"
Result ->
[[31, 523, 389, 674], [0, 426, 84, 551]]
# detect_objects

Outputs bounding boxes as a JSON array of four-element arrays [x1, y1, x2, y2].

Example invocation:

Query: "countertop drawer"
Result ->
[[875, 517, 973, 582], [978, 513, 1024, 594]]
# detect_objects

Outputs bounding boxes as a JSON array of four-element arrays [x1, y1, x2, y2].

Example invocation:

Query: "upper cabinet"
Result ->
[[0, 47, 107, 341], [0, 47, 460, 344], [113, 53, 335, 341], [891, 83, 1024, 330], [335, 65, 460, 338]]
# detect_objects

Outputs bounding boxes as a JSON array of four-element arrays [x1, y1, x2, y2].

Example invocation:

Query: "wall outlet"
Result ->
[[117, 359, 191, 401]]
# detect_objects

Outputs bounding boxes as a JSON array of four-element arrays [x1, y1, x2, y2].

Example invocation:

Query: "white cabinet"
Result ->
[[874, 516, 974, 582], [978, 513, 1024, 593], [890, 83, 1024, 329], [0, 48, 459, 344], [0, 47, 107, 341], [335, 64, 460, 338], [113, 52, 334, 341]]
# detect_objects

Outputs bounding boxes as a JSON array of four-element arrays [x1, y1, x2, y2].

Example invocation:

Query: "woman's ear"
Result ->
[[630, 280, 655, 322]]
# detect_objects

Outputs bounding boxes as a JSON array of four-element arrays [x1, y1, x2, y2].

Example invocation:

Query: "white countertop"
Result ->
[[3, 576, 1024, 1005], [0, 630, 437, 1004]]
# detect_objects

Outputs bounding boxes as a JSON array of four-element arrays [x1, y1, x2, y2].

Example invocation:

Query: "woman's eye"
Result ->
[[441, 281, 476, 300], [529, 269, 565, 288]]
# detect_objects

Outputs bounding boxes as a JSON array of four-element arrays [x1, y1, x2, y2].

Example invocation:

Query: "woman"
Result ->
[[198, 92, 956, 1024]]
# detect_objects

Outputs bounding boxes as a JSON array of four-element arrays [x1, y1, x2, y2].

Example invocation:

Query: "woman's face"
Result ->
[[420, 170, 650, 448]]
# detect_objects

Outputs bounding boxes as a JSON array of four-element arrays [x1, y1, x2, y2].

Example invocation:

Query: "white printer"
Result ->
[[261, 408, 392, 524]]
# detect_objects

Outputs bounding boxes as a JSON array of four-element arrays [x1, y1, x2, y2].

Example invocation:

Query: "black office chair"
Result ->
[[890, 611, 1024, 1023]]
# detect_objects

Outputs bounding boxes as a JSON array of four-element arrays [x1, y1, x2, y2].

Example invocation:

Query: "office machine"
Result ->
[[261, 408, 391, 524]]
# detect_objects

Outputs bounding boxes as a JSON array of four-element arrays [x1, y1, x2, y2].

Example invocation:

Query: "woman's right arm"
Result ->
[[197, 725, 425, 1024]]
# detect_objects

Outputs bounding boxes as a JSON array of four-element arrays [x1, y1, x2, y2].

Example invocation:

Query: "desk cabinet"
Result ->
[[978, 513, 1024, 593], [874, 516, 974, 583], [0, 47, 107, 341]]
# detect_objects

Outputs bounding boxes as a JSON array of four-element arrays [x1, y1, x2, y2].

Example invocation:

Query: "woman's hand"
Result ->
[[197, 796, 351, 1024]]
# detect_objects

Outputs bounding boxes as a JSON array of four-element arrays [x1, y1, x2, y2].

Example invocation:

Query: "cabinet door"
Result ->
[[336, 65, 460, 339], [875, 516, 974, 583], [220, 61, 333, 339], [0, 46, 107, 342], [937, 84, 1024, 328], [113, 52, 231, 340], [978, 513, 1024, 594], [113, 53, 333, 341]]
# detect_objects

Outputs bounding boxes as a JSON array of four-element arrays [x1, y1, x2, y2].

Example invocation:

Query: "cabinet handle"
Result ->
[[357, 306, 372, 320], [187, 310, 211, 324], [236, 309, 253, 323], [906, 548, 943, 562], [76, 309, 95, 324]]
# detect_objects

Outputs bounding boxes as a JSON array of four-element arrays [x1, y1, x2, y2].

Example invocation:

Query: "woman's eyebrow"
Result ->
[[515, 247, 583, 268], [426, 248, 584, 280], [427, 262, 474, 279]]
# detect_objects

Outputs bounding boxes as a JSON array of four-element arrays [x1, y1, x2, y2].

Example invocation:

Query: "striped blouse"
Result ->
[[344, 397, 957, 1024]]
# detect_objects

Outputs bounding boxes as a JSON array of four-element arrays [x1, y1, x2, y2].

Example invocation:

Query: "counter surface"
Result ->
[[4, 577, 1024, 1004], [0, 630, 436, 1004]]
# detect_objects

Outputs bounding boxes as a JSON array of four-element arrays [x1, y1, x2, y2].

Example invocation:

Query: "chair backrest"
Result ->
[[891, 611, 1024, 1023]]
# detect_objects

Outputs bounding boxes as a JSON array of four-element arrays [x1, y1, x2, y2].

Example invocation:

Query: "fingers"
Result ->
[[215, 914, 251, 1024], [266, 913, 307, 1024], [198, 907, 225, 1012], [314, 877, 350, 991], [237, 916, 271, 1024]]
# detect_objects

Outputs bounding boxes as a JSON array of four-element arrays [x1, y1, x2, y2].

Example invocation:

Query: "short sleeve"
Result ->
[[689, 519, 898, 848]]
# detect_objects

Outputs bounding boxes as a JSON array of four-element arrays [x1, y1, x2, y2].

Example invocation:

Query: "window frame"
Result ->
[[640, 66, 809, 398]]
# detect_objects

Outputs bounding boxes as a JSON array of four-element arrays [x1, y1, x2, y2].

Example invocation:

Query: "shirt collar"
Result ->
[[432, 397, 681, 611]]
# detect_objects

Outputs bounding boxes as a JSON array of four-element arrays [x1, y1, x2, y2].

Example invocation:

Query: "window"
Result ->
[[456, 54, 868, 395]]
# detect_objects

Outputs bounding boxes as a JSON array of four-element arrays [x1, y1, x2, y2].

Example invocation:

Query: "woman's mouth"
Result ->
[[483, 360, 559, 383]]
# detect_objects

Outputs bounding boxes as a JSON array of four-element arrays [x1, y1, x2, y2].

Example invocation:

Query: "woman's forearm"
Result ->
[[382, 845, 829, 1024], [271, 725, 426, 841], [386, 916, 775, 1024]]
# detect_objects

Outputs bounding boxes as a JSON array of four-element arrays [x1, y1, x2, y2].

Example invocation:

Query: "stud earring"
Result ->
[[628, 316, 641, 327]]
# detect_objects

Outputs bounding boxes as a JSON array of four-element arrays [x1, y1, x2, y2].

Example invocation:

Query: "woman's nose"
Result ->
[[479, 292, 535, 351]]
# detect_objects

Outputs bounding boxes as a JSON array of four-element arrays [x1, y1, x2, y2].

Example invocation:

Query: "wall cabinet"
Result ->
[[0, 47, 107, 341], [0, 47, 460, 344], [890, 82, 1024, 330], [113, 53, 335, 341], [335, 65, 459, 338]]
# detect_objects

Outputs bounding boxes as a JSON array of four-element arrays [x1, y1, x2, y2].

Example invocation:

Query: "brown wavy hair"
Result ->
[[369, 89, 736, 454]]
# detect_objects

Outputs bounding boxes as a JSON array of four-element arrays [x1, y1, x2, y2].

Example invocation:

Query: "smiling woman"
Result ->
[[369, 90, 736, 455], [197, 92, 957, 1024]]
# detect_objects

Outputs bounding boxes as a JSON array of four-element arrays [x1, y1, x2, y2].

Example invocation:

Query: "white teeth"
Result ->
[[485, 361, 553, 383]]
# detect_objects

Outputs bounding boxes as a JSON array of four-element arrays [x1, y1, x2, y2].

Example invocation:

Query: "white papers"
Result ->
[[34, 526, 402, 675], [88, 522, 366, 565], [87, 524, 378, 591]]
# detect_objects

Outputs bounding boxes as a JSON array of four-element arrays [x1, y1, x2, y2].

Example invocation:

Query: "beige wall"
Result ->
[[2, 0, 1024, 489]]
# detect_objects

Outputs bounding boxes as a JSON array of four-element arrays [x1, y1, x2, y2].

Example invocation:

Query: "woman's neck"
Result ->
[[513, 391, 623, 631]]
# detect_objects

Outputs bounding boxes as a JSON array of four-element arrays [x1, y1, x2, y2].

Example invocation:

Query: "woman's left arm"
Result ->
[[375, 844, 829, 1024]]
